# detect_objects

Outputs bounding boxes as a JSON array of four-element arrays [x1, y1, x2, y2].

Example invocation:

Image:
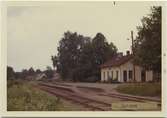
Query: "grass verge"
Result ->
[[115, 82, 161, 97], [7, 79, 64, 111]]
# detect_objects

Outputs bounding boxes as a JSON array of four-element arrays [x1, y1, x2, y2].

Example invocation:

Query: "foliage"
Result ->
[[7, 79, 24, 88], [7, 66, 53, 80], [28, 67, 35, 76], [36, 69, 42, 74], [52, 31, 117, 81], [7, 79, 63, 111], [17, 69, 29, 79], [15, 68, 34, 79], [14, 68, 42, 79], [51, 56, 58, 70], [134, 7, 161, 72], [7, 66, 15, 79], [44, 66, 54, 79], [116, 82, 161, 97]]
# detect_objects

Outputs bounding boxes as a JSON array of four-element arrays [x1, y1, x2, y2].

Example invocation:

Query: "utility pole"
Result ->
[[131, 31, 135, 82], [127, 31, 134, 54], [131, 31, 134, 54], [127, 31, 135, 82]]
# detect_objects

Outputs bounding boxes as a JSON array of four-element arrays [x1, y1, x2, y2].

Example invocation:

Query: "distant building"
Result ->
[[100, 51, 153, 82], [36, 73, 47, 80]]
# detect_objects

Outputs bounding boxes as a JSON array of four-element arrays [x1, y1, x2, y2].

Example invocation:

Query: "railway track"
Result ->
[[37, 83, 112, 111], [99, 93, 161, 103], [37, 82, 161, 111]]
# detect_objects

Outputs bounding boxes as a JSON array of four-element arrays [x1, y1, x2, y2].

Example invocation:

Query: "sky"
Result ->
[[7, 2, 157, 72]]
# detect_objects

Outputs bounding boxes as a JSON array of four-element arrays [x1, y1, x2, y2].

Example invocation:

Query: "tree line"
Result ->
[[7, 66, 54, 80]]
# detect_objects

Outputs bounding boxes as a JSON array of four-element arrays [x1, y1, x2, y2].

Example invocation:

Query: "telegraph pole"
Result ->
[[131, 31, 135, 82], [131, 31, 134, 54], [127, 31, 135, 82]]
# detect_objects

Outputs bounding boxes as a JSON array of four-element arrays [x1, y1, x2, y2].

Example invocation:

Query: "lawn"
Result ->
[[115, 82, 161, 97], [7, 79, 64, 111]]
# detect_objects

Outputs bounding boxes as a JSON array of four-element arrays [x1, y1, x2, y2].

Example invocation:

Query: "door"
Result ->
[[103, 72, 105, 81], [128, 70, 133, 81], [141, 70, 146, 82], [123, 70, 127, 82]]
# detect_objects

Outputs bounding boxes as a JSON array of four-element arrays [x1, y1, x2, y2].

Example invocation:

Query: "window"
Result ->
[[111, 71, 113, 79], [107, 71, 110, 79], [103, 72, 105, 80], [129, 70, 133, 79], [116, 71, 119, 80]]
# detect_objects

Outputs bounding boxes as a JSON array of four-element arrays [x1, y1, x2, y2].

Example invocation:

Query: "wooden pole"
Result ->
[[131, 31, 134, 54], [131, 31, 136, 82]]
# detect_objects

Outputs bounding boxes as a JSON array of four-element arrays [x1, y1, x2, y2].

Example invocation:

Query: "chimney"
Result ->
[[126, 50, 130, 55]]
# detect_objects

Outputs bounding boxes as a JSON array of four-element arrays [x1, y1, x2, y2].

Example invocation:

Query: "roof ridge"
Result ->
[[100, 55, 133, 68]]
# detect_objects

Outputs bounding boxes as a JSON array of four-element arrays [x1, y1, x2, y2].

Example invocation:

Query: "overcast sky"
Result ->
[[7, 2, 157, 72]]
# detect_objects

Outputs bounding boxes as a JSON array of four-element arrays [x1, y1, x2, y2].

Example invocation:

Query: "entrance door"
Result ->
[[123, 70, 127, 82], [141, 70, 146, 82]]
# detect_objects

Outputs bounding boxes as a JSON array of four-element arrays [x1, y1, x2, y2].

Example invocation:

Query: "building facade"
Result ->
[[100, 53, 153, 82]]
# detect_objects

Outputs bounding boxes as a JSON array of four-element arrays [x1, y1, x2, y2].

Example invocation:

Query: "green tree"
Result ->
[[56, 31, 89, 80], [7, 66, 15, 79], [134, 6, 161, 73], [21, 69, 28, 78], [51, 56, 58, 70], [52, 31, 117, 82], [36, 69, 41, 74], [92, 33, 117, 65], [28, 67, 35, 76], [91, 33, 117, 80], [44, 66, 54, 79]]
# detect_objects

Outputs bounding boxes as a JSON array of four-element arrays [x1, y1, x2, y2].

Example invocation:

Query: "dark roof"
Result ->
[[100, 55, 133, 68]]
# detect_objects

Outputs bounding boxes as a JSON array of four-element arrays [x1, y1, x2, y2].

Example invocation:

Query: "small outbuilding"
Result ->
[[36, 73, 47, 80]]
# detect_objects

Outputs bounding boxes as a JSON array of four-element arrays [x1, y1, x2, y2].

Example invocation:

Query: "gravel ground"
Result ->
[[59, 82, 120, 93]]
